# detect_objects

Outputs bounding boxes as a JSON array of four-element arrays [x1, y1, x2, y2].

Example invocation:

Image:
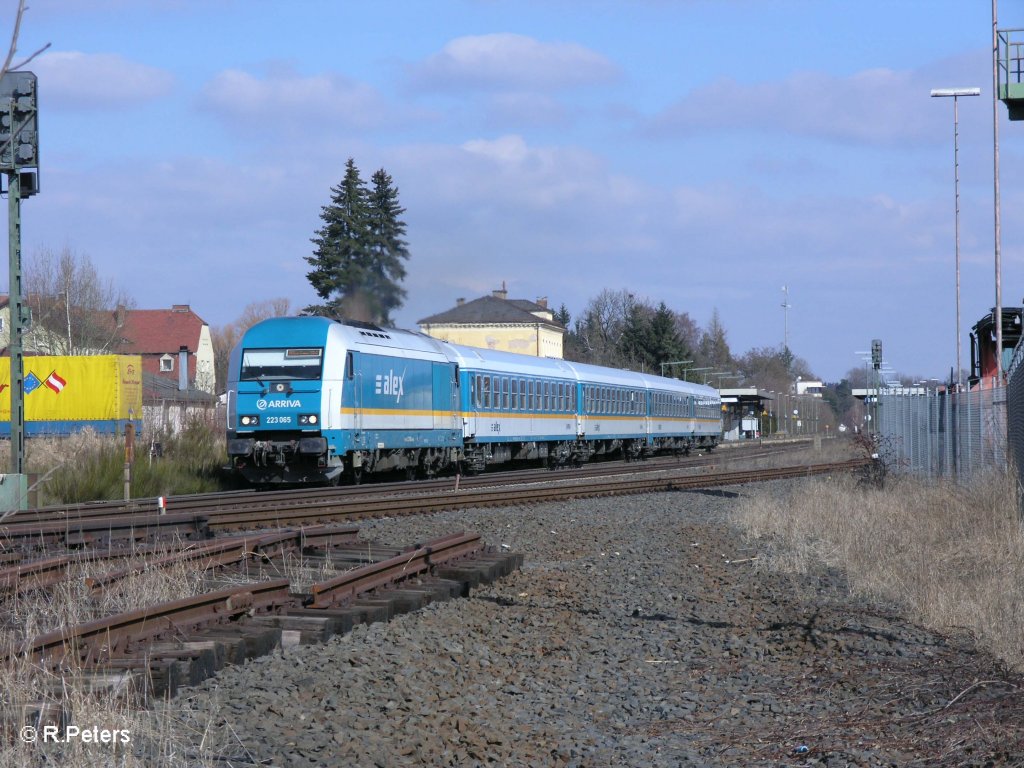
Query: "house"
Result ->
[[417, 285, 566, 358], [116, 304, 216, 395]]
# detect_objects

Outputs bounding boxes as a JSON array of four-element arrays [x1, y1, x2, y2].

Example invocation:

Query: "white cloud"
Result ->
[[410, 33, 619, 92], [33, 51, 175, 108], [199, 67, 409, 134], [649, 68, 935, 145]]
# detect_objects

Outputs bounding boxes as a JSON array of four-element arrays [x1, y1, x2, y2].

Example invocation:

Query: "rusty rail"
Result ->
[[83, 526, 360, 592], [21, 579, 293, 668], [0, 512, 208, 555], [208, 459, 871, 531], [306, 532, 484, 609]]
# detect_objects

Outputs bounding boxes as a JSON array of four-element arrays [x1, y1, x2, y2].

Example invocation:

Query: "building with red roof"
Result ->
[[116, 304, 215, 394]]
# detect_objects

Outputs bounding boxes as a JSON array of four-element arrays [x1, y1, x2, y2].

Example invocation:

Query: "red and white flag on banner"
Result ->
[[45, 371, 67, 393]]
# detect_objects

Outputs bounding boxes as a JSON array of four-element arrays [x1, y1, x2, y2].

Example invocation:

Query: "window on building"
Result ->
[[160, 355, 174, 372]]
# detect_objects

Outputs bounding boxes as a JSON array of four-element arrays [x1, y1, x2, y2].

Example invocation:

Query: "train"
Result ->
[[225, 316, 722, 486]]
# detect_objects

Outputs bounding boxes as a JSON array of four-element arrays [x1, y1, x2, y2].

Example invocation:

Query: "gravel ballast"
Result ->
[[160, 479, 1024, 767]]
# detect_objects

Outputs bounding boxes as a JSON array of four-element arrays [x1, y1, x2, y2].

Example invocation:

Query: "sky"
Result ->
[[6, 0, 1024, 382]]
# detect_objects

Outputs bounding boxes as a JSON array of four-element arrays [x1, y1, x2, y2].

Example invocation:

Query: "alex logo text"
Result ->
[[375, 369, 405, 403]]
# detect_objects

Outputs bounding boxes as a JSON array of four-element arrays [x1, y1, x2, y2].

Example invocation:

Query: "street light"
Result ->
[[931, 86, 980, 392]]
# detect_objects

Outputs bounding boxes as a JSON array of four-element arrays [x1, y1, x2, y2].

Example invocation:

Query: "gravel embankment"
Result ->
[[159, 479, 1024, 767]]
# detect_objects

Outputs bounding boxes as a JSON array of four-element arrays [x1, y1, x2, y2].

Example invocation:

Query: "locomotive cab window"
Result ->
[[241, 348, 323, 381]]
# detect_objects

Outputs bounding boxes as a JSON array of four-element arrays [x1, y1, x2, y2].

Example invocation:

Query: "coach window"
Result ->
[[510, 378, 518, 410], [558, 382, 565, 412]]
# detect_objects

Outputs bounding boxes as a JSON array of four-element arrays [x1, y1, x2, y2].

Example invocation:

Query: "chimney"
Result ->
[[115, 304, 126, 328], [492, 280, 508, 300], [456, 297, 465, 306], [536, 296, 548, 309]]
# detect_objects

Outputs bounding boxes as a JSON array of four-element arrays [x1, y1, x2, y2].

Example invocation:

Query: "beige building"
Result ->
[[418, 286, 566, 358]]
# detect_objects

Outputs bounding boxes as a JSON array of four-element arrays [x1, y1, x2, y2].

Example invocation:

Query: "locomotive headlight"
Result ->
[[298, 414, 319, 426], [240, 415, 260, 427]]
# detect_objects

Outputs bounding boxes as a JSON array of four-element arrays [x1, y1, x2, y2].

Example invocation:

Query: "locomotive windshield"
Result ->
[[240, 348, 323, 381]]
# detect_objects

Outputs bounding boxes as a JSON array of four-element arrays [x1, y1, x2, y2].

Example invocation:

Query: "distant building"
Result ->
[[117, 304, 216, 395], [418, 285, 566, 358], [795, 379, 824, 397]]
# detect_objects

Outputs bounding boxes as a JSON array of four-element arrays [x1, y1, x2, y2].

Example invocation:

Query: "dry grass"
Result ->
[[0, 545, 242, 767], [733, 470, 1024, 668]]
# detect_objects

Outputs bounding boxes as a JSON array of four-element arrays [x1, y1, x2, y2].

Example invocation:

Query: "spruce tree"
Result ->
[[365, 168, 409, 326], [305, 159, 410, 325]]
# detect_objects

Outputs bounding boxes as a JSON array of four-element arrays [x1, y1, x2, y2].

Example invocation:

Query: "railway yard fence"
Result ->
[[874, 385, 1007, 481]]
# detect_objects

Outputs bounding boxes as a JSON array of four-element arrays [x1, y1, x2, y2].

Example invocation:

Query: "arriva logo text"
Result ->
[[375, 369, 405, 403], [256, 398, 302, 410]]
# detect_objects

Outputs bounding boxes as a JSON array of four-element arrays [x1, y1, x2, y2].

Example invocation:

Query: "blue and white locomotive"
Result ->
[[225, 316, 722, 485]]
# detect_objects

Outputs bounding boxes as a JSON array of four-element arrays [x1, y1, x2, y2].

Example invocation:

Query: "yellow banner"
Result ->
[[0, 355, 143, 422]]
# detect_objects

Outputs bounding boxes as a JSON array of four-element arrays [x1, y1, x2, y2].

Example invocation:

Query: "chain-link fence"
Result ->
[[1006, 343, 1024, 490], [875, 386, 1007, 480]]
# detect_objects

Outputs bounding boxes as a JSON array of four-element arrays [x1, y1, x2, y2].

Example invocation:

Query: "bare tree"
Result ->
[[211, 298, 292, 392], [21, 246, 134, 355], [0, 0, 49, 82], [572, 288, 638, 367]]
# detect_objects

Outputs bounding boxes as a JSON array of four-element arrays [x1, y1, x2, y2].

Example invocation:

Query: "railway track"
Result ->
[[0, 459, 866, 571], [8, 528, 522, 707], [0, 457, 867, 561], [2, 438, 815, 526]]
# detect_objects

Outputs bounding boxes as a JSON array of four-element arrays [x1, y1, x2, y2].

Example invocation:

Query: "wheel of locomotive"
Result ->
[[350, 466, 363, 485]]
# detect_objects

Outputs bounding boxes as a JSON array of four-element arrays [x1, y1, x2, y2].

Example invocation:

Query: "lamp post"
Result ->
[[931, 87, 980, 392]]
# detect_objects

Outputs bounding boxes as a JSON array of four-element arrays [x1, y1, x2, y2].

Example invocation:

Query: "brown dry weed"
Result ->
[[733, 469, 1024, 668]]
